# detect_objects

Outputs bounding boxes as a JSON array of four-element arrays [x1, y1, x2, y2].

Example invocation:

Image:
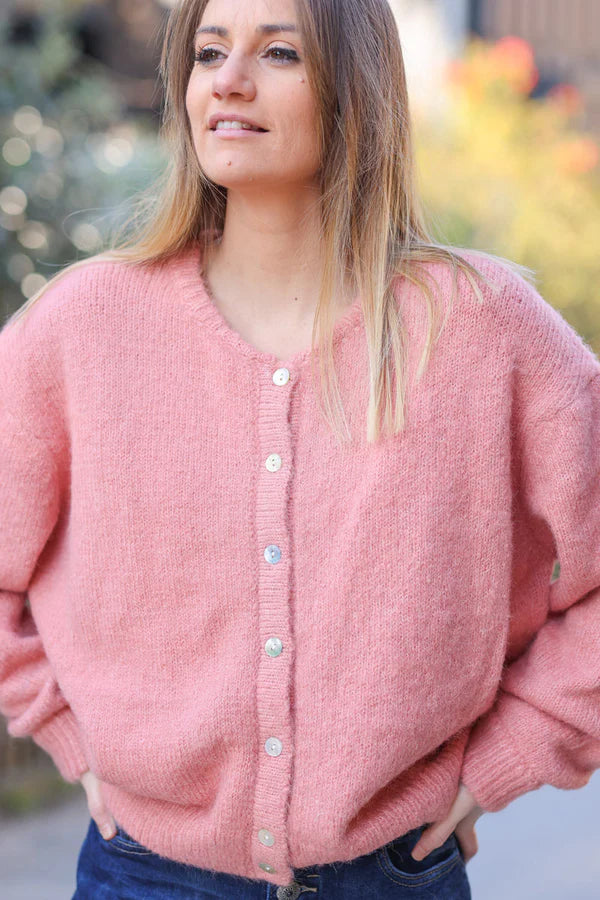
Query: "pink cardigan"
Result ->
[[1, 243, 599, 886]]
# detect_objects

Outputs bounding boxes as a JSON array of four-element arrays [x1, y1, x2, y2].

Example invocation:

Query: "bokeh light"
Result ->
[[13, 106, 43, 136], [2, 138, 31, 166], [7, 252, 35, 282], [0, 186, 28, 216], [21, 273, 48, 298], [70, 222, 103, 252], [0, 211, 26, 232], [86, 131, 135, 173], [104, 137, 134, 168], [17, 222, 48, 250], [34, 126, 64, 158]]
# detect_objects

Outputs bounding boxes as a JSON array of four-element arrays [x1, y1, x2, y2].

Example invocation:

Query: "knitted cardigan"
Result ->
[[1, 242, 599, 886]]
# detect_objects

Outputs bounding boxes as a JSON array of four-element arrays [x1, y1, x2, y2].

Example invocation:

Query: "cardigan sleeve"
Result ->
[[459, 369, 600, 812], [0, 313, 89, 784]]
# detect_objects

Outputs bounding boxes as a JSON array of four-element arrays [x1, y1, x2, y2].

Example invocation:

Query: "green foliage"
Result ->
[[414, 36, 600, 353], [0, 4, 166, 317]]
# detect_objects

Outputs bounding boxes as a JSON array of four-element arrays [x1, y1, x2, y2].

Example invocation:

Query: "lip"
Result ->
[[210, 129, 266, 139], [208, 113, 268, 131]]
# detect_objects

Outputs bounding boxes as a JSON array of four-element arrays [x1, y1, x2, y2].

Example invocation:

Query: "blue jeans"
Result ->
[[73, 817, 472, 898]]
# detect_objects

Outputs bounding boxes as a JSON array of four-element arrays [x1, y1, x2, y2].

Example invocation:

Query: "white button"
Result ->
[[259, 861, 277, 873], [265, 737, 283, 756], [264, 545, 281, 564], [266, 453, 282, 472], [258, 828, 275, 846], [273, 367, 290, 385], [265, 637, 283, 657]]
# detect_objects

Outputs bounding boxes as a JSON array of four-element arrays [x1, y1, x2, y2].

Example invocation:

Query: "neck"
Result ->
[[202, 189, 354, 322]]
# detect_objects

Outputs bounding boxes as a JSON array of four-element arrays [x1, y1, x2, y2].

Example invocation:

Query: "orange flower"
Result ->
[[491, 35, 535, 68], [490, 35, 539, 94]]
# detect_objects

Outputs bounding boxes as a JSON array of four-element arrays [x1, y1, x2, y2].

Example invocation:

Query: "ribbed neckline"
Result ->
[[169, 242, 365, 371]]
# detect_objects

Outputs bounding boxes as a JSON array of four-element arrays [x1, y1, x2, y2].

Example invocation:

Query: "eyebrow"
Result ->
[[195, 23, 298, 37]]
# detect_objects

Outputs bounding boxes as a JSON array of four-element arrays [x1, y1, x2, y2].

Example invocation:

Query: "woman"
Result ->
[[2, 0, 599, 897]]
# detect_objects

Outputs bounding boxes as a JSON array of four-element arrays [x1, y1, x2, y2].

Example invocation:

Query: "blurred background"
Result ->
[[0, 0, 599, 897]]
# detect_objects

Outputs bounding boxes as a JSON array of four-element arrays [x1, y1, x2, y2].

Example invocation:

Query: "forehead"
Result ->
[[198, 0, 298, 30]]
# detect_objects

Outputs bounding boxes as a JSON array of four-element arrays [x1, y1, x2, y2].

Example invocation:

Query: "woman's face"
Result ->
[[186, 0, 321, 191]]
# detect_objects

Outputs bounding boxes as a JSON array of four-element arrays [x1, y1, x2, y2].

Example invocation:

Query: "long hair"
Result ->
[[7, 0, 535, 444]]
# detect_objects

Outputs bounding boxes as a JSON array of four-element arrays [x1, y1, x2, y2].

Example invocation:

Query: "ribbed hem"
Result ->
[[29, 706, 89, 783]]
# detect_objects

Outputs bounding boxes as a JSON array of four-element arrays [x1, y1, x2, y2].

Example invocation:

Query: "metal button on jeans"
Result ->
[[276, 878, 318, 898], [276, 882, 304, 899]]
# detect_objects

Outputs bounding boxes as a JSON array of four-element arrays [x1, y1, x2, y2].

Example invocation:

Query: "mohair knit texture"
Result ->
[[1, 241, 600, 886]]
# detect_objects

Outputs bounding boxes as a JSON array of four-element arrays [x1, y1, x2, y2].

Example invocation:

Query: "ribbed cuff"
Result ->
[[459, 692, 545, 812], [29, 706, 89, 783]]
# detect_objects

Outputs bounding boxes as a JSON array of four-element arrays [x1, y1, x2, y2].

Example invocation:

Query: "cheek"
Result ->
[[185, 78, 205, 127], [282, 93, 319, 144]]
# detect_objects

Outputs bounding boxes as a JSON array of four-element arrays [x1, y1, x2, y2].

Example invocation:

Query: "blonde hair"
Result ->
[[8, 0, 535, 444]]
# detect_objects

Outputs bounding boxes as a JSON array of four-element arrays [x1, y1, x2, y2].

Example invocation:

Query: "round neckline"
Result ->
[[169, 242, 364, 371]]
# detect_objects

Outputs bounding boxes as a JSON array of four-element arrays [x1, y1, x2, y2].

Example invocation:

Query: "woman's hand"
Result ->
[[410, 781, 485, 864], [79, 770, 117, 841]]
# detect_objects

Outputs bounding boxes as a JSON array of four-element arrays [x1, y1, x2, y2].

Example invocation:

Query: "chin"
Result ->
[[201, 163, 274, 185]]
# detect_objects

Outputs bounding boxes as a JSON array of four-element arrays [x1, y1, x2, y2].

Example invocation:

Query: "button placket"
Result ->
[[254, 366, 296, 883]]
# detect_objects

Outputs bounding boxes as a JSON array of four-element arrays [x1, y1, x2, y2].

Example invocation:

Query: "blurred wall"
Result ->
[[391, 0, 599, 131], [470, 0, 600, 130]]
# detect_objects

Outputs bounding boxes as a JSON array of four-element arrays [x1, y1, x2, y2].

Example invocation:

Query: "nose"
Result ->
[[211, 51, 257, 102]]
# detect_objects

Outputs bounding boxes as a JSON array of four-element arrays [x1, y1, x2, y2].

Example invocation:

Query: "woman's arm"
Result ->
[[459, 372, 600, 812], [0, 314, 88, 783]]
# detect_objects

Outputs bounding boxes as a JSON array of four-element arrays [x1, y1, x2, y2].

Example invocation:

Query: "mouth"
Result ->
[[208, 115, 269, 133], [210, 125, 268, 134], [209, 125, 269, 140]]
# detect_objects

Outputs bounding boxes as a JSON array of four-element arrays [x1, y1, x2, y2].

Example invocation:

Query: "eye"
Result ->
[[193, 47, 220, 64], [266, 46, 299, 63], [193, 46, 300, 65]]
